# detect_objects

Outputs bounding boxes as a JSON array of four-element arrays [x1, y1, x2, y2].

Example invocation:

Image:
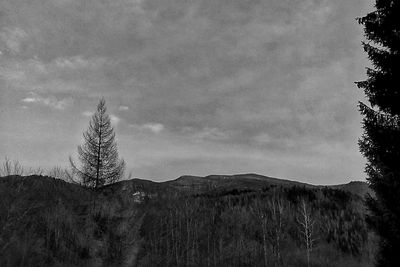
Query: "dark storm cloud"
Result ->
[[0, 0, 373, 183]]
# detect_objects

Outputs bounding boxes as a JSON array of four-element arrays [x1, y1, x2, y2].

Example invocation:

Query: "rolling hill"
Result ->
[[102, 173, 370, 199], [0, 173, 372, 266]]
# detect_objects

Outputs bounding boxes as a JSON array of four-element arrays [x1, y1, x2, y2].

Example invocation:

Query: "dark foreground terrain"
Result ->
[[0, 174, 375, 266]]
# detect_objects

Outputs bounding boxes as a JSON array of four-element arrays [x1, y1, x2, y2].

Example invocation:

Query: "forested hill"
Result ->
[[103, 173, 371, 198], [0, 174, 374, 266]]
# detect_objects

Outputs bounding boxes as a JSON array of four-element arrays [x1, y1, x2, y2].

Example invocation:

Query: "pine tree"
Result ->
[[70, 98, 125, 188], [357, 1, 400, 265]]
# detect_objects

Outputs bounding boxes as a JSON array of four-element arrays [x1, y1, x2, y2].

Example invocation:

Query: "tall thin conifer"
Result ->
[[70, 98, 125, 188]]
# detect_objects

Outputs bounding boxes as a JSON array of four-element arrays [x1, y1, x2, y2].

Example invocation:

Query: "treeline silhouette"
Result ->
[[0, 160, 375, 266]]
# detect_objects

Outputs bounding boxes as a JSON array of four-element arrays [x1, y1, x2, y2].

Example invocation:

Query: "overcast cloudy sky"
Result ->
[[0, 0, 373, 184]]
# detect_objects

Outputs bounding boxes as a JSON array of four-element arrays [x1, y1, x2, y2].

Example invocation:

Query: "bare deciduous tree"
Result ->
[[0, 157, 24, 177], [269, 197, 285, 265], [47, 166, 69, 180], [27, 167, 44, 176], [70, 98, 125, 188], [252, 195, 286, 267], [298, 200, 316, 267], [251, 198, 269, 267]]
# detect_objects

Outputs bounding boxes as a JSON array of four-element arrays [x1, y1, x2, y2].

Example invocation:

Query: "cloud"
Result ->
[[0, 27, 28, 54], [118, 105, 129, 111], [21, 93, 73, 110], [21, 97, 37, 103], [130, 123, 165, 134], [110, 114, 121, 125], [82, 111, 94, 117], [143, 123, 164, 133], [54, 56, 106, 70], [254, 133, 271, 144]]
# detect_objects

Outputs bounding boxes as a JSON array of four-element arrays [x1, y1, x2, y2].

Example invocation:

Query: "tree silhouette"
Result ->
[[357, 0, 400, 265], [70, 98, 125, 188]]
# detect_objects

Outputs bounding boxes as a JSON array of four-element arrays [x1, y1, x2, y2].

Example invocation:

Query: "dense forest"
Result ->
[[137, 184, 374, 267], [0, 174, 375, 267]]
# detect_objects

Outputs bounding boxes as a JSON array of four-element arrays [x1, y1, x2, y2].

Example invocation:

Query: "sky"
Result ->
[[0, 0, 374, 184]]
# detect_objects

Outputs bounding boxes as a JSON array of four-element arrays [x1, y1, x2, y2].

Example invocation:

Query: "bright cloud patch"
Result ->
[[119, 106, 129, 111], [54, 56, 106, 70], [82, 111, 94, 117], [21, 93, 73, 110], [142, 123, 164, 133], [110, 114, 121, 125]]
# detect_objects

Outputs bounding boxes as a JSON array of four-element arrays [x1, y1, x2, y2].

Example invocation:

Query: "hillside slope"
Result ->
[[0, 174, 372, 266], [165, 173, 314, 191], [0, 175, 140, 267], [108, 173, 369, 198], [330, 181, 372, 197]]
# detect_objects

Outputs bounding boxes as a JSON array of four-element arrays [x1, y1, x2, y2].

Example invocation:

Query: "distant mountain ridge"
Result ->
[[0, 173, 371, 198], [108, 173, 371, 198]]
